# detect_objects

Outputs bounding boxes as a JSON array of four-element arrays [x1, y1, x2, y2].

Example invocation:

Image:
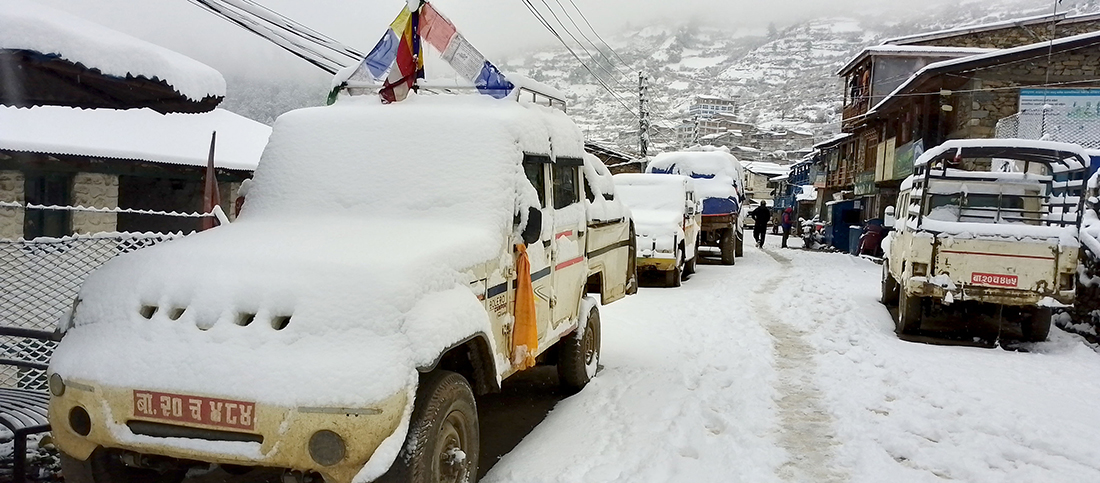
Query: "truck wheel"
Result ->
[[720, 230, 736, 266], [1023, 307, 1052, 342], [390, 371, 479, 483], [60, 449, 186, 483], [881, 262, 899, 306], [558, 304, 601, 393], [897, 291, 921, 335], [735, 230, 744, 257]]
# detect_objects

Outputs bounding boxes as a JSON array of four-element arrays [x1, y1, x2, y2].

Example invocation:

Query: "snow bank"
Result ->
[[648, 147, 744, 216], [0, 0, 225, 101], [0, 106, 270, 170]]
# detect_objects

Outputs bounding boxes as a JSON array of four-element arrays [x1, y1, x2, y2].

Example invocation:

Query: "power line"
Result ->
[[533, 0, 632, 92], [550, 0, 634, 80], [519, 0, 639, 118], [563, 0, 631, 68]]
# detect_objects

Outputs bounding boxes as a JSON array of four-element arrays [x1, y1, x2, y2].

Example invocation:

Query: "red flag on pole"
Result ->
[[202, 131, 221, 231]]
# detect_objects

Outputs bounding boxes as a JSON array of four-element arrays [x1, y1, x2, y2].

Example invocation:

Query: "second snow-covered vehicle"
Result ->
[[881, 139, 1089, 341], [648, 147, 746, 264], [613, 173, 702, 287], [48, 94, 634, 483]]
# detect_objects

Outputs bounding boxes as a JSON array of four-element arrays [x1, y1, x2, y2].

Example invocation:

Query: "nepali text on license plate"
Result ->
[[971, 272, 1018, 288], [133, 390, 255, 431]]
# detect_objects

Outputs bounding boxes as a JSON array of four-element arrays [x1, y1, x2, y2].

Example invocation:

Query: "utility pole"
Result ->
[[638, 71, 650, 157], [692, 114, 700, 146], [642, 71, 646, 157]]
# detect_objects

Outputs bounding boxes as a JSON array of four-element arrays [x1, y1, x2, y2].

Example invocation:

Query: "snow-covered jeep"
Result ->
[[612, 173, 702, 287], [48, 94, 634, 483], [882, 139, 1089, 341]]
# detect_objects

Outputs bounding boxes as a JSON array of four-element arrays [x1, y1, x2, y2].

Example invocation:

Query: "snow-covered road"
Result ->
[[483, 245, 1100, 483]]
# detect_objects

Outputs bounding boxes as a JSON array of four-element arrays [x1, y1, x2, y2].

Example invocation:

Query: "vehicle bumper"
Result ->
[[636, 255, 678, 271], [49, 379, 408, 483], [905, 278, 1074, 306]]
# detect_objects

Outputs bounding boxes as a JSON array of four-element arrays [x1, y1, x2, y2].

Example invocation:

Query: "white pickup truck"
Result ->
[[882, 139, 1090, 341], [612, 173, 702, 287], [49, 94, 634, 483]]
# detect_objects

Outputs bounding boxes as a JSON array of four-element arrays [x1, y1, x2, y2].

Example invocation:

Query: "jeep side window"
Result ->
[[552, 164, 580, 210], [523, 154, 550, 208], [583, 175, 596, 203]]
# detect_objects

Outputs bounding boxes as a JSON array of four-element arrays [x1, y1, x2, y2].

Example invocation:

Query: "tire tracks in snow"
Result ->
[[756, 248, 848, 483]]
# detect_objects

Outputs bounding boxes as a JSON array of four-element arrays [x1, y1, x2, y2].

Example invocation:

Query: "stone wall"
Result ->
[[71, 172, 119, 234], [945, 47, 1100, 139], [916, 20, 1100, 49], [0, 168, 24, 240]]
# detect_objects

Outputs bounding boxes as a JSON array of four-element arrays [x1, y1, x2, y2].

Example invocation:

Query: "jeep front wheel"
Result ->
[[391, 371, 479, 483], [558, 303, 601, 393]]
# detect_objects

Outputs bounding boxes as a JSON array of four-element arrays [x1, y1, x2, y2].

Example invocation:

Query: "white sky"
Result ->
[[33, 0, 1023, 82]]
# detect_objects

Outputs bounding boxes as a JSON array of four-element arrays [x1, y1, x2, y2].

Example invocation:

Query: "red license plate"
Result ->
[[133, 390, 255, 431], [971, 272, 1018, 288]]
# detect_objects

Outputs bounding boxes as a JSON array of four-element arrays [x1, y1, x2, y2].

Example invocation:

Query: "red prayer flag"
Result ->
[[202, 131, 221, 231]]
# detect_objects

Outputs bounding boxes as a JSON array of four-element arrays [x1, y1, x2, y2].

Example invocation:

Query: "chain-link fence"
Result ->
[[0, 233, 181, 390], [995, 112, 1100, 149]]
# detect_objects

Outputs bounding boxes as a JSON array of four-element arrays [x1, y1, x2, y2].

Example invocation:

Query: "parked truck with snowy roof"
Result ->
[[613, 173, 702, 287], [48, 94, 634, 483], [881, 139, 1089, 341], [647, 147, 746, 264]]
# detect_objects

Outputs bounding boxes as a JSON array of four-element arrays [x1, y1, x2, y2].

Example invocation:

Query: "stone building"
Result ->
[[820, 12, 1100, 222], [0, 2, 270, 239]]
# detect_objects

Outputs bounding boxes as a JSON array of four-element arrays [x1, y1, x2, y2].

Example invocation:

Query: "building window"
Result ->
[[23, 173, 72, 239]]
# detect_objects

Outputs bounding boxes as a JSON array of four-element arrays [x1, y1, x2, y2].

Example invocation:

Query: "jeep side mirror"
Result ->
[[521, 206, 542, 246], [884, 205, 896, 228]]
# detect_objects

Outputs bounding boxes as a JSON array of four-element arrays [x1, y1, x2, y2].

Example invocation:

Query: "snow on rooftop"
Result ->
[[870, 30, 1100, 115], [0, 106, 270, 170], [836, 45, 995, 76], [879, 13, 1062, 46], [0, 0, 225, 101], [741, 161, 790, 176]]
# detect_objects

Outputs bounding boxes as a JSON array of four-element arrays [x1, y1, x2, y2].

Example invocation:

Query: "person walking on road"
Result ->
[[781, 207, 794, 248], [750, 201, 771, 248]]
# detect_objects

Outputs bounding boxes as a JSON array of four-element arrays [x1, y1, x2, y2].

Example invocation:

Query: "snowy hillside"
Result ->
[[494, 0, 1100, 154], [218, 0, 1100, 154]]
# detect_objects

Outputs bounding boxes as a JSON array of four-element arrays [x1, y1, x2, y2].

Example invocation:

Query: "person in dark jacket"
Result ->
[[750, 201, 771, 248], [781, 207, 794, 248]]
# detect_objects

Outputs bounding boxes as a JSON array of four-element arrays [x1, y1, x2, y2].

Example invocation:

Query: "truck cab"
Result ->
[[49, 93, 634, 483], [612, 173, 702, 287], [882, 139, 1089, 341]]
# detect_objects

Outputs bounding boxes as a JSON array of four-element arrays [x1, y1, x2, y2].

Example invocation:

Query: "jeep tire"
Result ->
[[897, 291, 921, 335], [558, 304, 601, 393], [881, 262, 899, 306], [666, 252, 684, 288], [388, 371, 479, 483], [735, 229, 744, 258]]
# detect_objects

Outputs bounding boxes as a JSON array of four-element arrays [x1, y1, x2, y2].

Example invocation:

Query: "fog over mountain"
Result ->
[[36, 0, 1100, 153]]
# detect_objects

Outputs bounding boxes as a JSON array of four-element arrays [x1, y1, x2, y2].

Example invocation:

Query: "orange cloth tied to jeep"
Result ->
[[512, 243, 538, 370]]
